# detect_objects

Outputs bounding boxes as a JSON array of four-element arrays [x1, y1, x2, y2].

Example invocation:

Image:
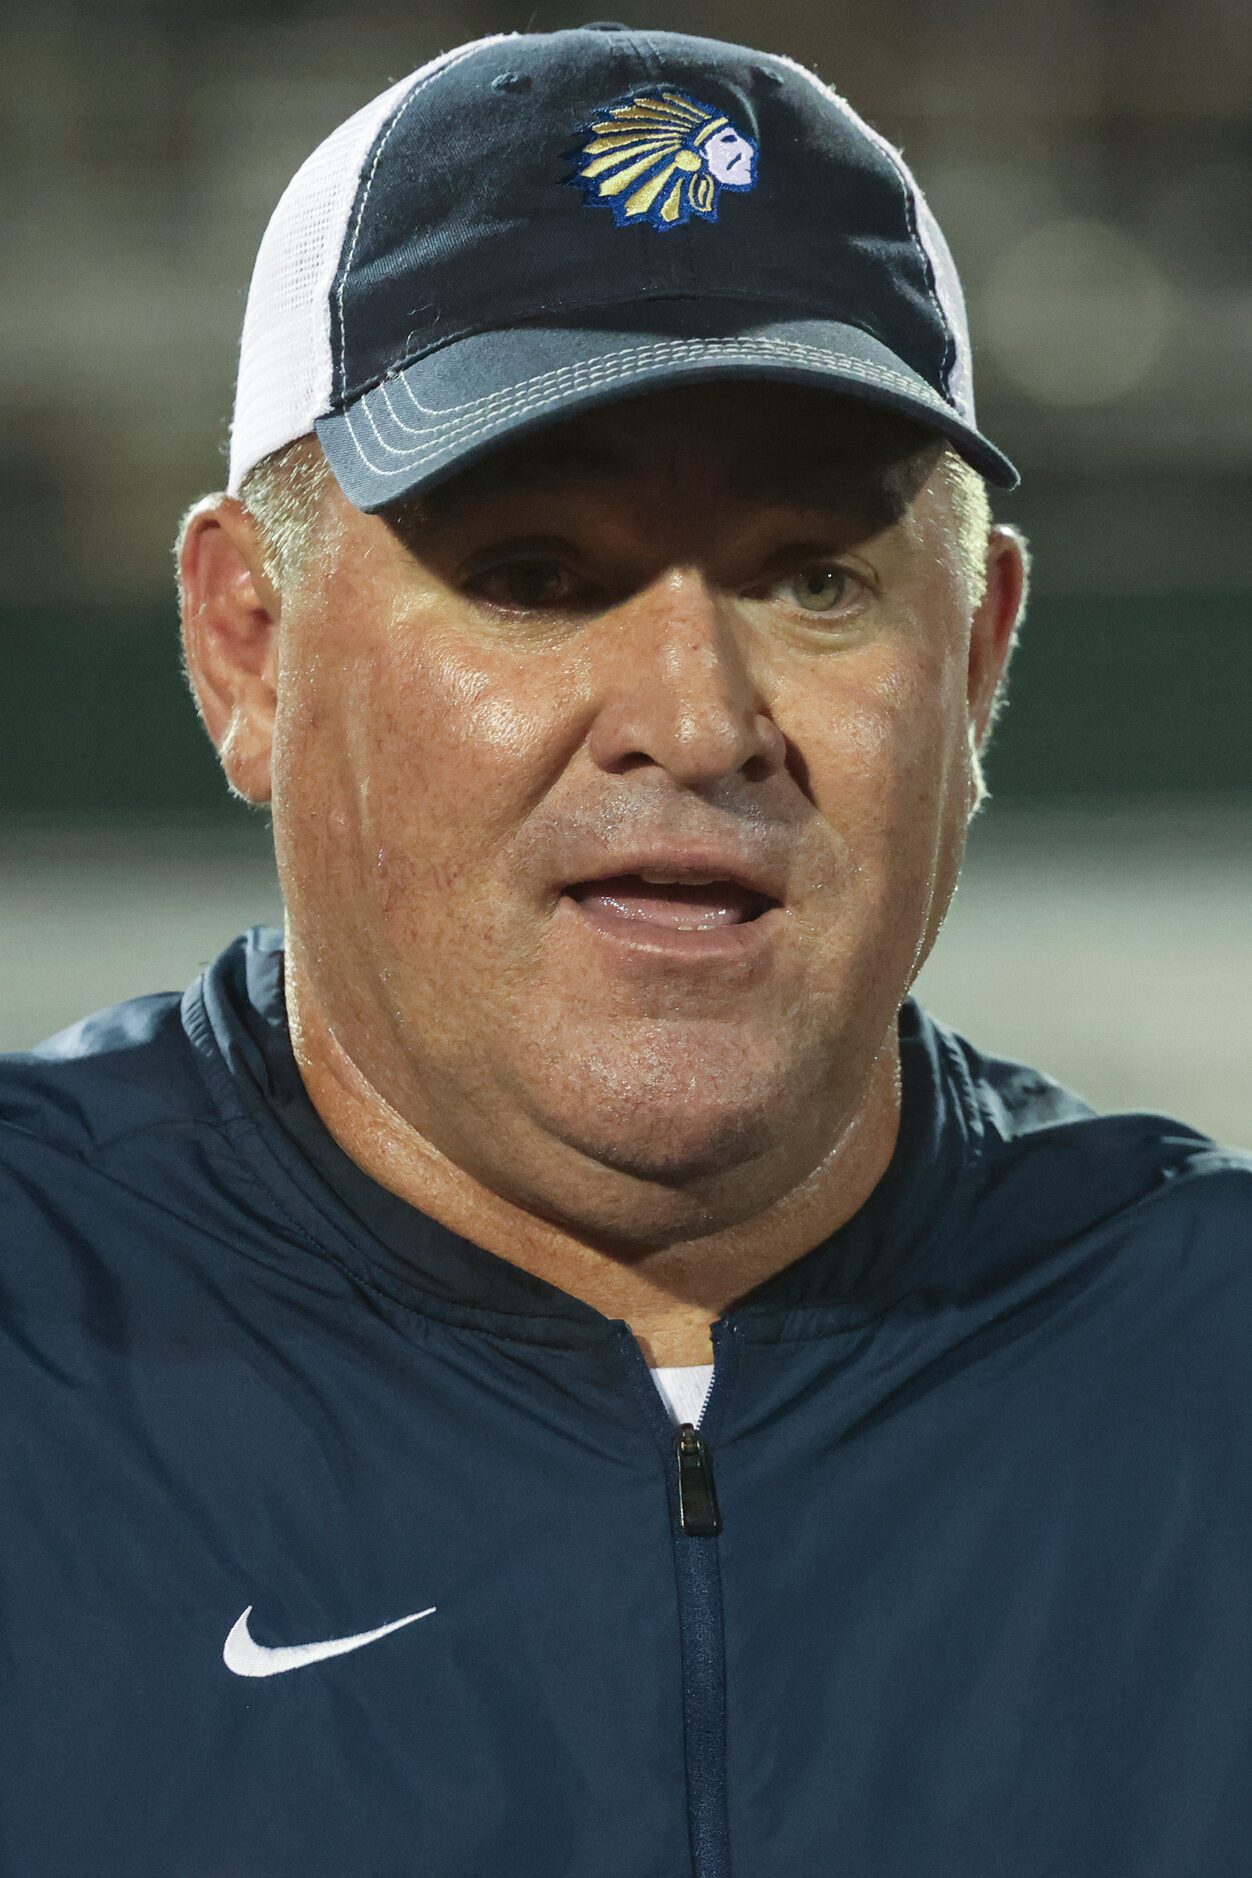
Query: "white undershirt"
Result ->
[[649, 1362, 715, 1429]]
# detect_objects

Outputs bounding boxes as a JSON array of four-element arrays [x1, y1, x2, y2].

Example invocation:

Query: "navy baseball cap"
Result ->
[[227, 25, 1019, 509]]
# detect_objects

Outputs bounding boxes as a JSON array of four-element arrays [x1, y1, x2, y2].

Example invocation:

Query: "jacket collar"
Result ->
[[186, 926, 986, 1347]]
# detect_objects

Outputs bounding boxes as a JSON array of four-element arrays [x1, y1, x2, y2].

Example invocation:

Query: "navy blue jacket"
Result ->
[[3, 925, 1251, 1875]]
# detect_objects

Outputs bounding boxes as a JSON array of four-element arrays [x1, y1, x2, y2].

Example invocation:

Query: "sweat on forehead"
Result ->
[[384, 383, 944, 527]]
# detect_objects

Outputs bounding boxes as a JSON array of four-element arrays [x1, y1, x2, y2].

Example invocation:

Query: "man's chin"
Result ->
[[510, 1147, 783, 1257], [511, 1087, 792, 1224]]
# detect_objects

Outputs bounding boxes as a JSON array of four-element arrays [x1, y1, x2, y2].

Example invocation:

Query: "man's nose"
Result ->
[[583, 568, 787, 788]]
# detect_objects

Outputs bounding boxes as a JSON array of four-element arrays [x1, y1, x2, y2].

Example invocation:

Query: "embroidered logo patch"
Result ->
[[566, 87, 758, 230]]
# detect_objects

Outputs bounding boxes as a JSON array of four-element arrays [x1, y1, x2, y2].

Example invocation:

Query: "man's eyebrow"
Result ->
[[402, 436, 628, 520], [721, 449, 931, 510], [389, 427, 940, 527]]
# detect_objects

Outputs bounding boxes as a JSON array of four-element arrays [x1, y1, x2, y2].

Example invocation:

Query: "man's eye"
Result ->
[[467, 558, 586, 612], [768, 564, 860, 616]]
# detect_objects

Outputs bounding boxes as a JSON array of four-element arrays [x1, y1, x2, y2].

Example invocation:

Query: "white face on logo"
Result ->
[[704, 126, 756, 186]]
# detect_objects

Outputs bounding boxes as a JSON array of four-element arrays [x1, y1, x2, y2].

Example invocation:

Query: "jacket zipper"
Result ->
[[620, 1325, 733, 1878], [676, 1422, 721, 1535]]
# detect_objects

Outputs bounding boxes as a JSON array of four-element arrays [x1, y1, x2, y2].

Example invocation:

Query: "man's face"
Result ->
[[235, 383, 1015, 1245]]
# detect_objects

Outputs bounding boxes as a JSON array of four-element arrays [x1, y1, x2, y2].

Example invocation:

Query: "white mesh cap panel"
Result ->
[[769, 54, 976, 423], [227, 72, 418, 495], [227, 38, 515, 496]]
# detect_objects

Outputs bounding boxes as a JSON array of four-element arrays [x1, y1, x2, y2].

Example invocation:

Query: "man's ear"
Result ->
[[967, 522, 1028, 749], [177, 496, 280, 805]]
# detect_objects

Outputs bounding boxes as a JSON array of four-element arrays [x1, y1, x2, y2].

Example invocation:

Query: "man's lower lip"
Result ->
[[558, 891, 785, 962]]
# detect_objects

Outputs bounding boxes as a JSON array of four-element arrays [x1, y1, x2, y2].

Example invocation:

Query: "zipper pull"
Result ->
[[676, 1423, 722, 1536]]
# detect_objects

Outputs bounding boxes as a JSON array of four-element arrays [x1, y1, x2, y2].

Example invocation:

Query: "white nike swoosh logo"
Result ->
[[223, 1602, 437, 1678]]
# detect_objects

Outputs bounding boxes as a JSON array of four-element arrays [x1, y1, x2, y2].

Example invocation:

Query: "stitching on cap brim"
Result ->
[[321, 334, 1019, 494]]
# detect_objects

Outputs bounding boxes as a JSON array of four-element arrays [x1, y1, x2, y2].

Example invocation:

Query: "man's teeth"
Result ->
[[636, 872, 729, 886]]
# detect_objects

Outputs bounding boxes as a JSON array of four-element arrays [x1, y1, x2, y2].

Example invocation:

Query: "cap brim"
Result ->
[[316, 311, 1019, 512]]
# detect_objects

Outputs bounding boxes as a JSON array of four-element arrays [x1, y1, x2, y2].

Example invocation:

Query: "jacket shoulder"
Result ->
[[934, 1007, 1252, 1234], [0, 986, 219, 1166]]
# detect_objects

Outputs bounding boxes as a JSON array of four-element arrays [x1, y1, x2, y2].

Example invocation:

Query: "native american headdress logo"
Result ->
[[566, 88, 758, 231]]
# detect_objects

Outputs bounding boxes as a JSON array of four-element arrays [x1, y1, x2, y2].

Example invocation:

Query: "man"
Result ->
[[2, 24, 1250, 1876]]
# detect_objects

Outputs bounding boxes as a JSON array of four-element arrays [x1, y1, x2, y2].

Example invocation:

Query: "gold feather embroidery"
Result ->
[[568, 87, 755, 229]]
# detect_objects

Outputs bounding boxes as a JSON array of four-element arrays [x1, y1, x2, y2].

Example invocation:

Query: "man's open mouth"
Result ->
[[563, 875, 778, 931]]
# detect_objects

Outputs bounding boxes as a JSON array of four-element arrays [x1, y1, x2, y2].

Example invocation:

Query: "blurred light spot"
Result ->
[[983, 218, 1173, 405]]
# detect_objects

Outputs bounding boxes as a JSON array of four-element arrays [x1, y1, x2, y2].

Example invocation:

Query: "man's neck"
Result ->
[[284, 957, 902, 1369]]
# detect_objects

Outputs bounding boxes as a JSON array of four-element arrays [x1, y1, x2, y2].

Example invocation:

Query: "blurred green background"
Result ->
[[2, 0, 1249, 1141]]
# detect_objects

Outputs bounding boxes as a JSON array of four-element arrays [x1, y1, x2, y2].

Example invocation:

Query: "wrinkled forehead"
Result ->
[[393, 380, 945, 526]]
